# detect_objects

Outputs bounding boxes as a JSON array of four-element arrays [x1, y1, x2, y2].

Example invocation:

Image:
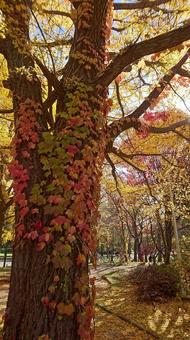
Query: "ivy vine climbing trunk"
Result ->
[[2, 0, 113, 339]]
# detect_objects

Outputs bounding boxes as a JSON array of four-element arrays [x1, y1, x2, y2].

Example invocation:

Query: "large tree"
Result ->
[[1, 0, 190, 339]]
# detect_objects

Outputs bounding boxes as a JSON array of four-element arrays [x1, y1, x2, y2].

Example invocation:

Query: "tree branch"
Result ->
[[106, 48, 190, 144], [176, 68, 190, 78], [0, 108, 14, 114], [106, 154, 120, 192], [148, 119, 190, 134], [35, 57, 62, 95], [173, 130, 190, 142], [31, 8, 56, 73], [113, 0, 171, 10], [0, 116, 13, 122], [115, 81, 125, 117], [97, 24, 190, 86], [33, 38, 73, 48], [111, 147, 155, 198], [0, 37, 7, 56], [42, 9, 72, 20]]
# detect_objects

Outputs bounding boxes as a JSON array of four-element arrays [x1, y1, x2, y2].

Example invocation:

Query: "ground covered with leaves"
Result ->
[[0, 264, 190, 339], [94, 264, 190, 340]]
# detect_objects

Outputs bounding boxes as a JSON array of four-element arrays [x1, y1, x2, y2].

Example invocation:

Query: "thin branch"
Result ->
[[112, 148, 145, 173], [118, 152, 162, 159], [114, 0, 171, 10], [0, 116, 13, 122], [106, 154, 120, 193], [161, 155, 183, 169], [33, 38, 73, 48], [172, 130, 190, 143], [35, 57, 62, 95], [33, 59, 56, 128], [97, 24, 190, 86], [115, 81, 125, 117], [30, 9, 56, 73], [177, 68, 190, 78], [149, 118, 190, 134], [111, 147, 156, 198], [168, 81, 190, 113], [0, 108, 13, 114], [112, 26, 127, 32], [107, 48, 190, 144], [0, 146, 11, 150], [43, 9, 72, 20]]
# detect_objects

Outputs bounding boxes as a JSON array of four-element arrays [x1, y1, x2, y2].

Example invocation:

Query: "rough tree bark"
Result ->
[[1, 0, 190, 339], [3, 0, 112, 339]]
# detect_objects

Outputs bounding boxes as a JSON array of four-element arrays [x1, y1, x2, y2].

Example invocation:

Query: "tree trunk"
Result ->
[[157, 230, 162, 262], [164, 213, 173, 264], [128, 237, 132, 259], [3, 1, 113, 339], [0, 165, 7, 244], [134, 237, 139, 262], [120, 223, 128, 262], [138, 241, 143, 262]]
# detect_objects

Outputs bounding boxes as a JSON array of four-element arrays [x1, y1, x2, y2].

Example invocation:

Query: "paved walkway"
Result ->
[[0, 271, 10, 329]]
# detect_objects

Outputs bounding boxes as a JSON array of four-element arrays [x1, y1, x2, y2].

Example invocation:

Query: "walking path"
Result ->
[[0, 270, 10, 332]]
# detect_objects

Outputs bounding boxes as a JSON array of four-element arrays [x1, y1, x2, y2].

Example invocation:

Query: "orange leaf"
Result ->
[[77, 253, 86, 266], [57, 303, 74, 316], [57, 302, 65, 315], [36, 242, 46, 252], [63, 303, 75, 316]]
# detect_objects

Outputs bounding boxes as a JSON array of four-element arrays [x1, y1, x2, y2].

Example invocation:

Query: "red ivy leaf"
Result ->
[[36, 242, 46, 252], [51, 215, 67, 225]]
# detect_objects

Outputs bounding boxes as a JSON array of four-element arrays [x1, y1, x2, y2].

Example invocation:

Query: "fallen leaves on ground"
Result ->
[[95, 265, 190, 339]]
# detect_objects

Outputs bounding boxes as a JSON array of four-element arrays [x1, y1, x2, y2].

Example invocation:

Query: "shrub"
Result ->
[[128, 264, 181, 302], [128, 264, 147, 284]]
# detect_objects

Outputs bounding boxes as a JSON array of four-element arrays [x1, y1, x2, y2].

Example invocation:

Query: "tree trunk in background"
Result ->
[[3, 1, 113, 339], [128, 237, 132, 259], [164, 212, 173, 264], [157, 230, 162, 262], [0, 165, 7, 244], [120, 223, 128, 262], [138, 240, 143, 262], [134, 236, 139, 262]]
